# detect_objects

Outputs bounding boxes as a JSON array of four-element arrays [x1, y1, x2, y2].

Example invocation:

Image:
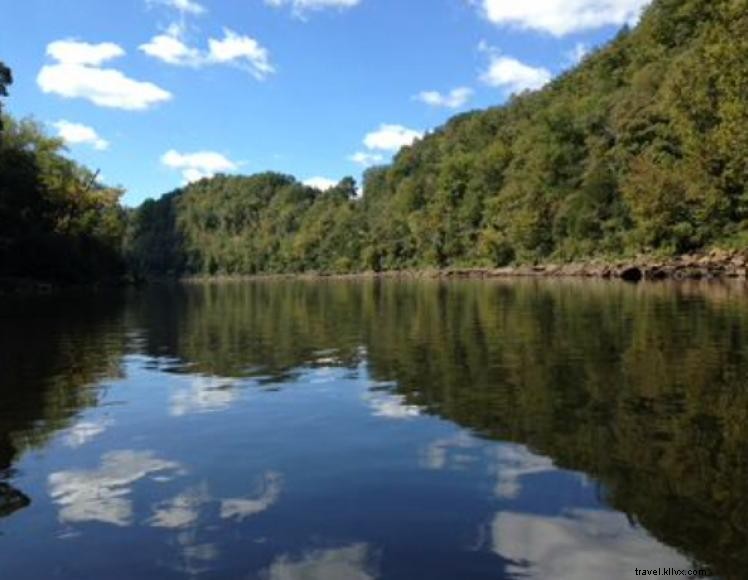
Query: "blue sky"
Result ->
[[0, 0, 650, 205]]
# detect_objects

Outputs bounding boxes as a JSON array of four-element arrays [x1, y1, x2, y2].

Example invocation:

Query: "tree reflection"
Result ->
[[0, 291, 128, 519], [0, 279, 746, 577], [135, 279, 748, 576]]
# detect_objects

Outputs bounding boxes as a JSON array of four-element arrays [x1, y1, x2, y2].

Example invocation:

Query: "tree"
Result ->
[[0, 61, 11, 136]]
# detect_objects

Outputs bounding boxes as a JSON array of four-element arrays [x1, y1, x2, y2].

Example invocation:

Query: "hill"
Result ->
[[129, 0, 748, 277]]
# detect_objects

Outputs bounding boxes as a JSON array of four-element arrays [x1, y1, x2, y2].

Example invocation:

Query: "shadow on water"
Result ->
[[0, 279, 746, 577], [0, 292, 128, 517]]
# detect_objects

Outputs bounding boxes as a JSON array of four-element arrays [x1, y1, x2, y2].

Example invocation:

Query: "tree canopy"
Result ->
[[129, 0, 748, 277]]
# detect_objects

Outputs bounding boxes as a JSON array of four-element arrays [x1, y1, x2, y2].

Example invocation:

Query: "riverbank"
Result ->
[[181, 249, 748, 283], [6, 250, 748, 293]]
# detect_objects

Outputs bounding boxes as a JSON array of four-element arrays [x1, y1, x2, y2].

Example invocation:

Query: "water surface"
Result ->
[[1, 279, 746, 579]]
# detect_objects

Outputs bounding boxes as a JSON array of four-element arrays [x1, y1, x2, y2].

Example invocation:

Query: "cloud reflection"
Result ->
[[220, 471, 282, 521], [49, 450, 182, 526], [492, 509, 694, 579], [421, 432, 478, 470], [261, 543, 378, 580], [366, 392, 421, 419], [493, 444, 555, 499], [170, 376, 238, 416], [62, 418, 113, 448], [150, 484, 210, 529]]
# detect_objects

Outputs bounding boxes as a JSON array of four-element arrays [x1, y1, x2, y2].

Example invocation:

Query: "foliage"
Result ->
[[128, 0, 748, 276], [0, 114, 127, 283], [0, 60, 11, 136]]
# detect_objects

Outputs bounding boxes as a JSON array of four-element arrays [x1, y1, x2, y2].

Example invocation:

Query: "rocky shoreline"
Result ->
[[433, 249, 748, 282]]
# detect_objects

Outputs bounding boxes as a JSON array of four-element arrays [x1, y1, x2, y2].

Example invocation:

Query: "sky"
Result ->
[[0, 0, 651, 206]]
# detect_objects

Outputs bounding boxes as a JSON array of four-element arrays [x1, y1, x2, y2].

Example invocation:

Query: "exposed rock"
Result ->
[[619, 266, 643, 282]]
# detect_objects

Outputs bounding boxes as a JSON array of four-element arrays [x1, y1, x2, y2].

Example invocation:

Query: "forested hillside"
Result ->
[[3, 0, 747, 282], [129, 0, 748, 277]]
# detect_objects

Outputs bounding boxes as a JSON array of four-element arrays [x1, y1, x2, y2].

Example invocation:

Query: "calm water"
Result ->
[[1, 279, 746, 579]]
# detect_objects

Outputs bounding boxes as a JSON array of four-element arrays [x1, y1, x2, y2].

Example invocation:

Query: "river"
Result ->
[[1, 279, 745, 579]]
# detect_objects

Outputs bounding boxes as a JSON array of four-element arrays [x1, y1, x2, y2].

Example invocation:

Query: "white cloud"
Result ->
[[161, 150, 239, 184], [38, 40, 172, 110], [477, 0, 651, 36], [208, 29, 275, 79], [149, 0, 207, 15], [566, 42, 590, 65], [304, 177, 338, 191], [265, 0, 361, 16], [139, 32, 203, 66], [363, 124, 423, 152], [53, 120, 110, 151], [261, 543, 377, 580], [481, 55, 551, 93], [220, 471, 283, 521], [48, 450, 182, 526], [140, 28, 274, 80], [348, 152, 384, 167], [46, 40, 125, 66], [348, 125, 421, 168], [415, 87, 473, 109]]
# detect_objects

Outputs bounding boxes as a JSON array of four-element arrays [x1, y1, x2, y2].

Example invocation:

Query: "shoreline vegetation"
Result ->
[[3, 248, 748, 294], [2, 0, 748, 289], [181, 248, 748, 283]]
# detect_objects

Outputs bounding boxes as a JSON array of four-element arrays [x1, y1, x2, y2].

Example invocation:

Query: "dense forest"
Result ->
[[2, 0, 747, 282]]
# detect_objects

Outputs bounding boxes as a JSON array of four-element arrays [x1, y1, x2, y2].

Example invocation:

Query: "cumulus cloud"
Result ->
[[481, 55, 551, 93], [148, 0, 207, 15], [46, 40, 124, 65], [208, 29, 275, 78], [348, 122, 422, 168], [415, 87, 473, 109], [265, 0, 361, 16], [140, 28, 274, 79], [37, 40, 172, 110], [53, 120, 110, 151], [363, 124, 422, 152], [139, 29, 202, 66], [161, 150, 239, 184], [304, 177, 338, 191], [477, 0, 651, 36], [348, 152, 384, 167]]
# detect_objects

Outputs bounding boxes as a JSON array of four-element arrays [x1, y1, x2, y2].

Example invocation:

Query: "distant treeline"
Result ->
[[2, 0, 747, 282]]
